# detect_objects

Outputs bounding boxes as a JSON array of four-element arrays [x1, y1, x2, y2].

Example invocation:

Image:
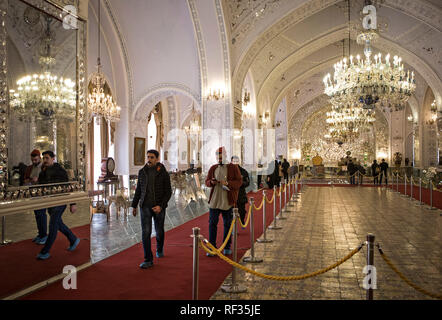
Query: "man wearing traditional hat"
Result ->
[[24, 149, 48, 244], [205, 147, 242, 256]]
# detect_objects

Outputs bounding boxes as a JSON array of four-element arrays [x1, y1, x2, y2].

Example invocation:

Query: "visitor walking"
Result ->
[[205, 147, 242, 256], [131, 149, 172, 269]]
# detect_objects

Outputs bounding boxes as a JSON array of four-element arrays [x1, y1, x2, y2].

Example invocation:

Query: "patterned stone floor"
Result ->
[[211, 186, 442, 300]]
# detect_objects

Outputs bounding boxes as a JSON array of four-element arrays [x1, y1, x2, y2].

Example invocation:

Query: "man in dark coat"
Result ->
[[281, 158, 290, 183], [379, 159, 389, 185], [347, 159, 357, 185], [132, 149, 172, 269], [268, 159, 281, 188], [371, 160, 380, 185], [231, 156, 250, 225], [36, 151, 79, 260]]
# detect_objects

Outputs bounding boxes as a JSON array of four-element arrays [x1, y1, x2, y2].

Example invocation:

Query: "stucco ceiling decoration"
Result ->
[[226, 0, 282, 46], [231, 0, 442, 109]]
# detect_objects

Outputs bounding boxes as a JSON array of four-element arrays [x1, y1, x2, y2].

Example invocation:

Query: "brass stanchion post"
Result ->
[[1, 216, 12, 245], [402, 175, 408, 197], [191, 227, 200, 300], [277, 183, 286, 220], [284, 179, 287, 212], [416, 177, 424, 206], [366, 233, 375, 300], [221, 209, 247, 293], [257, 190, 272, 243], [294, 178, 299, 201], [426, 181, 437, 210], [268, 186, 282, 230], [243, 198, 263, 263]]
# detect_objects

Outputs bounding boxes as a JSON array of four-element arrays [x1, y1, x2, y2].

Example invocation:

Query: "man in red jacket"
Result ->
[[205, 147, 242, 256]]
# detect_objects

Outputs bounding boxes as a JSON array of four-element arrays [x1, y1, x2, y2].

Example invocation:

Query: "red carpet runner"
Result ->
[[22, 188, 287, 300], [0, 224, 90, 299]]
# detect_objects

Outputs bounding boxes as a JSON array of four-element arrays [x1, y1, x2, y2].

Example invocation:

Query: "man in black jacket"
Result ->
[[131, 149, 172, 269], [281, 159, 290, 183], [371, 160, 380, 185], [379, 159, 389, 185], [36, 151, 79, 260], [231, 156, 250, 225], [347, 159, 357, 185]]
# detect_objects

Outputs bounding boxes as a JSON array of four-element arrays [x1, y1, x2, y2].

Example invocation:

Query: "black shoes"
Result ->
[[139, 261, 153, 269]]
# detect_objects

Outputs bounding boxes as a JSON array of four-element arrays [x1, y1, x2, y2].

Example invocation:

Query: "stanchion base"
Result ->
[[243, 256, 263, 263], [415, 202, 425, 206], [256, 238, 273, 243], [221, 283, 248, 294], [276, 216, 287, 220], [0, 239, 13, 246], [268, 225, 282, 230], [425, 206, 438, 211]]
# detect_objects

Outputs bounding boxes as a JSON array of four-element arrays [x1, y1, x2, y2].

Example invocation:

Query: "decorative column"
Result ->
[[0, 1, 8, 192]]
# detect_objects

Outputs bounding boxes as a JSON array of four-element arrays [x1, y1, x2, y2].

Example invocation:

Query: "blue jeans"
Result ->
[[208, 208, 233, 250], [34, 208, 47, 238], [40, 205, 77, 255], [350, 175, 356, 185], [140, 206, 166, 262]]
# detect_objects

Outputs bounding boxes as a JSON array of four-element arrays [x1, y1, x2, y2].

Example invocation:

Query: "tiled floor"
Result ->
[[211, 186, 442, 300]]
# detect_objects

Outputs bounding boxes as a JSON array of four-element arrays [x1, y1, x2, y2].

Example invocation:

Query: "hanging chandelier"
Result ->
[[184, 102, 201, 135], [87, 0, 120, 122], [326, 104, 375, 143], [9, 17, 76, 121], [323, 2, 416, 112]]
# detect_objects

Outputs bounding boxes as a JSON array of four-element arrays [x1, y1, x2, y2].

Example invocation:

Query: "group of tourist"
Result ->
[[131, 147, 251, 268], [257, 157, 292, 189], [347, 158, 389, 185]]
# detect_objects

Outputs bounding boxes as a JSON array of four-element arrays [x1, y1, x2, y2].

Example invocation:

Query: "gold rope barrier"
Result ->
[[377, 245, 442, 300], [253, 197, 265, 211], [238, 205, 253, 228], [265, 191, 275, 203], [201, 239, 364, 281], [209, 216, 237, 254]]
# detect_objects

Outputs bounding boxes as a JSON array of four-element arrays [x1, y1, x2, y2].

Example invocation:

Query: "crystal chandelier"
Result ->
[[184, 103, 201, 135], [87, 0, 120, 122], [326, 104, 375, 143], [323, 2, 416, 112], [9, 17, 76, 121]]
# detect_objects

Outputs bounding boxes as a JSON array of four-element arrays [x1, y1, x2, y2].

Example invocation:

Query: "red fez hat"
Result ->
[[217, 147, 225, 154], [31, 149, 41, 156]]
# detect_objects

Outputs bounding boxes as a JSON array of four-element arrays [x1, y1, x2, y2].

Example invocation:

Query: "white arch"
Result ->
[[132, 84, 201, 122]]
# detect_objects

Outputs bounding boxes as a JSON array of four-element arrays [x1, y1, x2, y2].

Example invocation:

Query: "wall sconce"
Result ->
[[407, 115, 413, 122], [207, 88, 224, 101], [426, 100, 438, 125]]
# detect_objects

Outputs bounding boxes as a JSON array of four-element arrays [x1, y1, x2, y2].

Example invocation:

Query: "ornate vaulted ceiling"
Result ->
[[224, 0, 442, 120]]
